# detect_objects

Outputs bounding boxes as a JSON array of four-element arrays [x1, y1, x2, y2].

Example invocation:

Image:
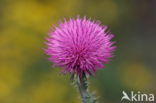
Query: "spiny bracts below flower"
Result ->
[[45, 17, 116, 77]]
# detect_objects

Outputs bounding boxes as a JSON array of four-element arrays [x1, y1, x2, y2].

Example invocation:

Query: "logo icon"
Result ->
[[121, 91, 131, 101], [121, 91, 155, 102]]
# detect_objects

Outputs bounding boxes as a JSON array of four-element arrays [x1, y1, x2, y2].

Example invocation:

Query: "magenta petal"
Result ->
[[45, 17, 116, 76]]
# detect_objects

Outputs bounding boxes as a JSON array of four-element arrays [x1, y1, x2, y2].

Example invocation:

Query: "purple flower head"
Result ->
[[45, 17, 116, 77]]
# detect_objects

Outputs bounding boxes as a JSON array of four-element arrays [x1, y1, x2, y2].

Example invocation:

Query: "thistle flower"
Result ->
[[45, 17, 116, 77], [45, 17, 116, 103]]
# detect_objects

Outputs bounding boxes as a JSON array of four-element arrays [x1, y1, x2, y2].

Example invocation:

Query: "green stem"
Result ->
[[74, 75, 97, 103]]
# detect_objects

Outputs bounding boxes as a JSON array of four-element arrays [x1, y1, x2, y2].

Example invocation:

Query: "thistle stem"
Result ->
[[77, 76, 88, 103], [74, 75, 96, 103]]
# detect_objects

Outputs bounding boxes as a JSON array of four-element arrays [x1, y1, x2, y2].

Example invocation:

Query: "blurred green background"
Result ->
[[0, 0, 156, 103]]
